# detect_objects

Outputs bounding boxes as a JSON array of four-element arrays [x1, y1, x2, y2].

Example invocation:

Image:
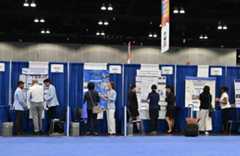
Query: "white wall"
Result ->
[[0, 42, 236, 65]]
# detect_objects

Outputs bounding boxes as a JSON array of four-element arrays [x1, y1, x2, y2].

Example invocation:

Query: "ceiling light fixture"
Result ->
[[98, 21, 103, 25], [34, 18, 39, 23], [223, 25, 228, 30], [23, 0, 29, 7], [46, 30, 51, 34], [101, 4, 107, 11], [96, 32, 100, 36], [104, 21, 109, 26], [101, 32, 105, 36], [179, 8, 185, 14], [40, 18, 45, 23], [217, 25, 223, 30], [107, 4, 113, 11], [148, 33, 153, 38], [173, 9, 179, 14], [30, 1, 37, 7], [41, 30, 45, 34], [153, 34, 158, 38]]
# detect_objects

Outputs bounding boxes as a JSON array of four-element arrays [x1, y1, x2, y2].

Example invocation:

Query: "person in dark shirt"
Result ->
[[127, 84, 139, 133], [147, 84, 160, 135], [84, 82, 100, 135], [165, 85, 176, 134], [199, 85, 212, 135]]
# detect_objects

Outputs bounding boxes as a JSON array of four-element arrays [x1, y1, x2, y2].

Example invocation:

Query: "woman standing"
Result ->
[[127, 84, 139, 133], [199, 86, 212, 135], [147, 84, 160, 135], [165, 85, 176, 134], [219, 86, 231, 134], [102, 82, 117, 135], [84, 82, 100, 135]]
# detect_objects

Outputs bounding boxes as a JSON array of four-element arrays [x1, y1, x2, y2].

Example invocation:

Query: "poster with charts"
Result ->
[[185, 77, 216, 111], [83, 63, 110, 119], [135, 68, 166, 119], [234, 80, 240, 108]]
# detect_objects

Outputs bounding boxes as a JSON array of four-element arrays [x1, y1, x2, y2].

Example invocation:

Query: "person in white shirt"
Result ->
[[102, 82, 117, 135], [43, 79, 59, 132], [29, 80, 44, 134], [219, 86, 231, 133], [13, 81, 27, 135]]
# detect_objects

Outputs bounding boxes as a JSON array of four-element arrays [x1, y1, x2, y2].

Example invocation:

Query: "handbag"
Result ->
[[89, 92, 101, 114]]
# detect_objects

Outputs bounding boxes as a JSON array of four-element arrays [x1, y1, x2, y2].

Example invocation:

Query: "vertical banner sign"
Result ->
[[161, 0, 170, 53], [127, 41, 132, 64], [234, 80, 240, 108]]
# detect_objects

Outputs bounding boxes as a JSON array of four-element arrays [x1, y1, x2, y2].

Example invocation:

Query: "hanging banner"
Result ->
[[185, 77, 216, 111], [161, 0, 170, 53], [0, 63, 5, 72], [234, 80, 240, 108], [161, 66, 173, 75], [109, 65, 122, 74]]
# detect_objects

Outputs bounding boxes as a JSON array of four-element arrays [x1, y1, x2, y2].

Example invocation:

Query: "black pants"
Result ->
[[222, 108, 230, 133], [47, 106, 58, 132], [149, 109, 159, 132], [15, 110, 24, 135], [87, 109, 98, 134]]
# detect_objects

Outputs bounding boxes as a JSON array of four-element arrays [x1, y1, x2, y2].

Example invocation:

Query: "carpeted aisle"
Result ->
[[0, 136, 240, 156]]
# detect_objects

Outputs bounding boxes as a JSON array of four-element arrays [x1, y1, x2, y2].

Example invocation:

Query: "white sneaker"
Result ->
[[205, 131, 209, 135]]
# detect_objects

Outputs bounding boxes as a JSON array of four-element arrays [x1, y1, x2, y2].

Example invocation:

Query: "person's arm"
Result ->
[[17, 91, 27, 109], [107, 90, 117, 102], [45, 86, 55, 101]]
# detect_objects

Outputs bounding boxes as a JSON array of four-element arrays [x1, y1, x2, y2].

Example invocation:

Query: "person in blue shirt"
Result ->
[[13, 81, 27, 135], [147, 84, 160, 135], [43, 79, 59, 132]]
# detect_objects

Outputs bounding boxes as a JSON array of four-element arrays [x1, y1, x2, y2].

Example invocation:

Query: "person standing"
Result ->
[[84, 82, 100, 135], [218, 86, 231, 134], [43, 79, 59, 132], [165, 85, 176, 134], [13, 81, 27, 135], [102, 82, 117, 135], [29, 80, 44, 135], [198, 86, 213, 135], [147, 84, 160, 135], [127, 84, 139, 134]]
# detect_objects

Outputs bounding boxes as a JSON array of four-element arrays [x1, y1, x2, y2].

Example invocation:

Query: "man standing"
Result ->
[[13, 81, 27, 135], [43, 79, 59, 131], [29, 80, 44, 135]]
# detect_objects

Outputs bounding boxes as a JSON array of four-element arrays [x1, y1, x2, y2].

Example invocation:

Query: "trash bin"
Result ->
[[71, 122, 80, 136], [1, 122, 13, 136]]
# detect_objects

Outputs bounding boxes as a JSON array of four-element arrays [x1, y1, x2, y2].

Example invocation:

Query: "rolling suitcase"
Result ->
[[184, 104, 199, 137]]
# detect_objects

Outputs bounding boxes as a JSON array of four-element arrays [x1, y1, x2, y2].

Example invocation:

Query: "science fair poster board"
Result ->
[[185, 77, 216, 111], [83, 63, 110, 119], [234, 80, 240, 108], [135, 64, 167, 119]]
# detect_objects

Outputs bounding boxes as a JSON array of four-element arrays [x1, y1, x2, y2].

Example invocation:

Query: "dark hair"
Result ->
[[151, 84, 157, 90], [221, 86, 228, 93], [87, 82, 95, 90], [43, 79, 51, 83], [110, 82, 115, 90], [203, 85, 210, 93], [166, 85, 174, 93], [130, 84, 136, 90], [17, 81, 24, 86]]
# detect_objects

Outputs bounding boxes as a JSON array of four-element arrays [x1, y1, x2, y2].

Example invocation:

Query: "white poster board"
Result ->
[[210, 67, 222, 76], [109, 65, 122, 74], [136, 66, 166, 119], [0, 63, 5, 72], [185, 77, 216, 111], [234, 80, 240, 108], [51, 64, 64, 73], [198, 65, 209, 78]]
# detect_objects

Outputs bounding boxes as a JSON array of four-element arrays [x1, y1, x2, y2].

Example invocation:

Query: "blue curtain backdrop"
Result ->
[[175, 65, 198, 131], [48, 62, 68, 120], [0, 61, 10, 128], [209, 66, 226, 133]]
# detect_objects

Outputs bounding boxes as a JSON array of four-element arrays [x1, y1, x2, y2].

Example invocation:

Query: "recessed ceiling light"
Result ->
[[23, 1, 29, 7], [148, 33, 153, 38], [173, 9, 179, 14], [153, 34, 158, 38], [98, 21, 103, 25], [199, 35, 204, 39], [217, 25, 223, 30], [223, 25, 228, 30], [40, 19, 45, 23], [46, 30, 50, 34], [41, 30, 45, 34], [96, 32, 100, 36], [101, 5, 107, 11], [107, 4, 113, 11], [204, 35, 208, 39], [101, 32, 105, 36], [104, 21, 109, 26], [34, 18, 39, 23], [179, 8, 185, 14], [30, 1, 36, 7]]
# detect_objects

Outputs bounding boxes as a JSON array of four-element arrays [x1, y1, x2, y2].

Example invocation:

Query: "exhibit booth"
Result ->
[[0, 61, 240, 136]]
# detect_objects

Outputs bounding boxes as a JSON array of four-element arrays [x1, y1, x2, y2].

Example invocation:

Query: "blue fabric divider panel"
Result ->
[[209, 66, 226, 133], [69, 63, 83, 122], [108, 64, 124, 135], [0, 61, 10, 129], [48, 62, 68, 135], [175, 65, 197, 131]]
